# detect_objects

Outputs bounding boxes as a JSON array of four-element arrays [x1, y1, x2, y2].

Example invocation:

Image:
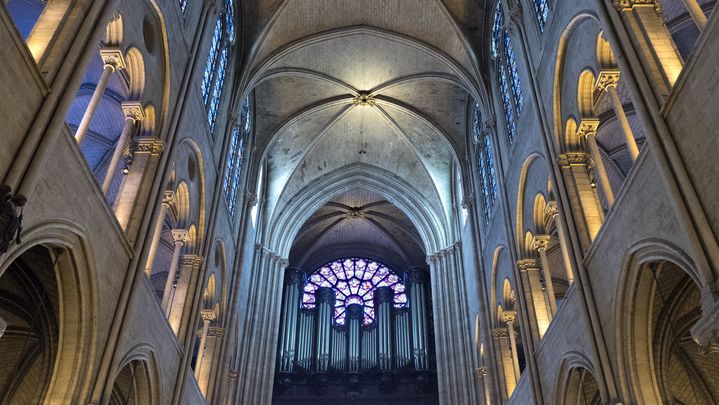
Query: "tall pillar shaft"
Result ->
[[195, 310, 216, 379], [532, 236, 557, 315], [101, 102, 145, 194], [75, 49, 125, 143], [518, 259, 552, 339], [546, 202, 575, 283], [145, 191, 175, 274], [502, 312, 521, 382], [162, 229, 189, 314], [681, 0, 708, 30], [580, 119, 614, 206]]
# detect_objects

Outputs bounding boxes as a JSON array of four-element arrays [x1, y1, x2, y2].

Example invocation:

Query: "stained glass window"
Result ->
[[202, 1, 236, 133], [302, 258, 407, 326], [532, 0, 550, 32], [202, 19, 222, 105], [179, 0, 188, 13], [223, 97, 250, 220], [491, 1, 522, 144], [473, 105, 497, 225]]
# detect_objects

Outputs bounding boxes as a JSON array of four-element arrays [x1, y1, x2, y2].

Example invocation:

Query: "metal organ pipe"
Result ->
[[315, 287, 334, 372], [375, 287, 394, 371], [347, 304, 363, 372], [409, 267, 430, 370], [278, 268, 302, 373], [297, 308, 315, 370], [394, 308, 411, 368]]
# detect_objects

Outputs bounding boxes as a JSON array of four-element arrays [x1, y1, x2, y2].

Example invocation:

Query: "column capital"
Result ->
[[556, 152, 589, 168], [346, 303, 364, 320], [162, 190, 176, 207], [181, 254, 203, 267], [208, 326, 224, 337], [474, 367, 488, 378], [171, 229, 190, 244], [517, 258, 540, 271], [99, 48, 126, 71], [491, 327, 509, 338], [121, 102, 146, 123], [502, 310, 517, 325], [577, 119, 600, 139], [228, 369, 239, 380], [531, 235, 552, 251], [315, 287, 335, 305], [544, 201, 559, 218], [613, 0, 660, 12], [201, 309, 216, 323], [408, 267, 430, 284], [133, 137, 165, 156], [374, 286, 395, 304], [596, 69, 621, 93], [284, 267, 303, 285]]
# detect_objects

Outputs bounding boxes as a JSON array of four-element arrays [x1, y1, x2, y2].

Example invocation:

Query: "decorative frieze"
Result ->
[[134, 137, 165, 155], [613, 0, 661, 12], [556, 152, 589, 168], [181, 254, 203, 267], [517, 258, 540, 271]]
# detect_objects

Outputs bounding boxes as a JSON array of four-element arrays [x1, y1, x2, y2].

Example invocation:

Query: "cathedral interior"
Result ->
[[1, 0, 719, 403]]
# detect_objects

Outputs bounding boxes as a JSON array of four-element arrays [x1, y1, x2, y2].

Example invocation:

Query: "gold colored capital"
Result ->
[[531, 235, 551, 251], [99, 48, 126, 71], [502, 310, 517, 325], [201, 309, 216, 323], [121, 102, 146, 122], [171, 229, 190, 244], [517, 258, 540, 271], [577, 119, 600, 139], [134, 138, 165, 155], [556, 152, 589, 168], [163, 191, 176, 207]]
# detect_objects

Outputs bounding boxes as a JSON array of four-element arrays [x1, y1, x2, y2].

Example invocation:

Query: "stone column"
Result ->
[[613, 0, 682, 97], [75, 48, 126, 143], [408, 267, 430, 370], [162, 229, 190, 315], [145, 191, 175, 275], [556, 152, 604, 246], [114, 137, 165, 232], [681, 0, 708, 30], [375, 286, 394, 371], [545, 202, 575, 283], [518, 258, 552, 339], [0, 316, 6, 338], [315, 287, 334, 372], [491, 327, 516, 400], [579, 119, 614, 207], [532, 235, 557, 316], [195, 309, 216, 379], [347, 303, 363, 373], [278, 268, 302, 373], [502, 311, 521, 381], [198, 325, 224, 397], [596, 70, 640, 161], [169, 255, 204, 336], [101, 102, 145, 194]]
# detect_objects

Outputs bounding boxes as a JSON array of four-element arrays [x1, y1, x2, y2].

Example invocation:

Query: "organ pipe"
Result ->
[[296, 309, 315, 370], [409, 267, 430, 370], [315, 287, 334, 372], [375, 287, 394, 371], [347, 304, 363, 372], [394, 308, 411, 368], [278, 268, 302, 372]]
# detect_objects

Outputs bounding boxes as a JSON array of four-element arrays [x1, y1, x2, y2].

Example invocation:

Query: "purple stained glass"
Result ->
[[302, 258, 407, 325]]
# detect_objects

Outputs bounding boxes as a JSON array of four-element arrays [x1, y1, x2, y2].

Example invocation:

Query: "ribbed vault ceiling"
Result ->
[[238, 0, 489, 257]]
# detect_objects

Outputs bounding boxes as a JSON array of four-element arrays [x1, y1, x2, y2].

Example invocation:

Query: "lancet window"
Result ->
[[492, 1, 523, 144], [532, 0, 550, 31], [473, 105, 497, 225], [202, 0, 235, 133], [222, 97, 250, 220]]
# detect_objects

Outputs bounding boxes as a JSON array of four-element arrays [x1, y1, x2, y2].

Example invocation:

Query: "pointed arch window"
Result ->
[[179, 0, 189, 13], [223, 97, 250, 220], [202, 0, 235, 133], [532, 0, 550, 32], [473, 105, 498, 225], [491, 1, 523, 145]]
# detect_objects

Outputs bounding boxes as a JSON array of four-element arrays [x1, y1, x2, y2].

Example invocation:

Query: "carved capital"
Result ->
[[181, 254, 203, 267], [577, 119, 600, 139], [208, 326, 224, 337], [133, 137, 165, 155], [228, 369, 239, 380], [613, 0, 660, 12], [517, 258, 540, 271], [544, 201, 559, 218], [121, 102, 145, 122], [502, 310, 517, 325], [99, 48, 126, 71], [531, 235, 551, 251], [171, 229, 190, 244], [556, 152, 589, 168], [285, 267, 303, 285], [162, 190, 176, 207], [474, 367, 488, 378], [491, 327, 509, 338], [201, 309, 216, 323], [596, 70, 621, 93]]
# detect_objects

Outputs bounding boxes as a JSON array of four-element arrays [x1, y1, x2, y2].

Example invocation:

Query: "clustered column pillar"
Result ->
[[162, 229, 190, 315], [278, 268, 302, 373], [491, 327, 517, 400], [518, 258, 552, 339], [314, 287, 334, 372], [596, 70, 640, 161], [375, 286, 394, 371], [502, 311, 521, 382], [408, 267, 430, 370], [198, 326, 224, 397], [74, 48, 126, 143], [102, 102, 145, 194], [347, 304, 363, 373], [579, 119, 614, 206], [145, 191, 175, 275], [545, 202, 575, 283], [532, 235, 557, 316]]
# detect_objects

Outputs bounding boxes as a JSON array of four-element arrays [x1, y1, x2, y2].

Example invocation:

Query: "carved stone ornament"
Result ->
[[502, 310, 517, 324], [99, 48, 127, 71], [474, 367, 488, 378], [491, 327, 509, 338], [0, 185, 27, 255], [171, 229, 191, 244], [201, 309, 216, 323], [517, 258, 540, 271], [596, 70, 621, 92], [208, 326, 224, 337], [162, 190, 176, 208], [134, 138, 165, 155], [613, 0, 661, 12], [352, 92, 375, 107], [181, 255, 203, 267], [121, 101, 146, 122], [531, 235, 551, 251], [556, 152, 589, 168], [577, 119, 600, 139]]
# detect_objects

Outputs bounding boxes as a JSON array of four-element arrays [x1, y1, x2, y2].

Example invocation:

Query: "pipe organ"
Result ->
[[276, 267, 433, 376]]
